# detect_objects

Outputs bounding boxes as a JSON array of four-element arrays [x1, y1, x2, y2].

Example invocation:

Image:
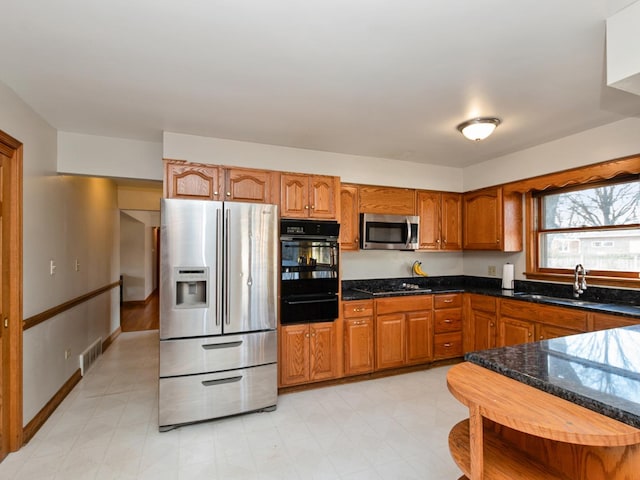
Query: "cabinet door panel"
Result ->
[[339, 184, 360, 250], [281, 174, 309, 218], [416, 191, 440, 250], [472, 310, 497, 352], [537, 324, 582, 342], [280, 324, 309, 386], [406, 311, 433, 364], [310, 322, 337, 381], [499, 317, 534, 347], [165, 162, 221, 200], [310, 175, 337, 219], [359, 186, 415, 215], [344, 318, 374, 375], [463, 187, 502, 250], [226, 168, 274, 203], [376, 313, 405, 369], [441, 193, 462, 250]]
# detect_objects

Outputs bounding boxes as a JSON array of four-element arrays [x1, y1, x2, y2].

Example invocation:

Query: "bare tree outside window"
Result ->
[[539, 179, 640, 273]]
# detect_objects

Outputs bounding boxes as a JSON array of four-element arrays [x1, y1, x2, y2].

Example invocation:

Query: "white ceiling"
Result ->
[[2, 0, 640, 168]]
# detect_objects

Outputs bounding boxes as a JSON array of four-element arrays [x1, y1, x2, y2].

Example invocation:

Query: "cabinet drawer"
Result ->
[[376, 295, 432, 314], [468, 294, 496, 313], [500, 299, 539, 322], [160, 331, 277, 377], [538, 305, 587, 331], [434, 332, 463, 359], [434, 293, 462, 309], [159, 364, 277, 428], [342, 300, 374, 318], [591, 312, 639, 331], [434, 309, 462, 333]]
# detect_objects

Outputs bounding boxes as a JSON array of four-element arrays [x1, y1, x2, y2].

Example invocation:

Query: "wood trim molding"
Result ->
[[23, 280, 122, 331], [505, 155, 640, 194], [102, 326, 121, 352], [1, 130, 24, 453], [22, 369, 82, 445]]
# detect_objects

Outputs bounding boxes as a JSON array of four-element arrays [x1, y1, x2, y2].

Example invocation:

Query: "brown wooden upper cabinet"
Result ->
[[164, 159, 222, 200], [339, 184, 359, 250], [358, 185, 415, 215], [462, 186, 522, 251], [416, 190, 462, 251], [280, 173, 339, 219], [224, 167, 278, 204], [164, 160, 278, 204]]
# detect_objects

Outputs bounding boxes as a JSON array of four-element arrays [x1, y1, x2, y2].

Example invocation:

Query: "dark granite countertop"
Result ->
[[466, 325, 640, 429], [341, 276, 640, 318]]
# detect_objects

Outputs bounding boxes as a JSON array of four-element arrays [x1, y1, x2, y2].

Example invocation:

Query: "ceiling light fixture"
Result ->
[[456, 117, 501, 141]]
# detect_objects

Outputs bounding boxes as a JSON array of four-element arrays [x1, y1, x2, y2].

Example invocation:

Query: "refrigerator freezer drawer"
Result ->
[[159, 363, 277, 428], [159, 331, 277, 377]]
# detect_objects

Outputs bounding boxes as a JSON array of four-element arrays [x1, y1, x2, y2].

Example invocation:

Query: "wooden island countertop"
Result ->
[[447, 325, 640, 480]]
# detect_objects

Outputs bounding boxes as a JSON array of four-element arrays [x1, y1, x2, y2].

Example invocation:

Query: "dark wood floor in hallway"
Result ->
[[121, 290, 159, 331]]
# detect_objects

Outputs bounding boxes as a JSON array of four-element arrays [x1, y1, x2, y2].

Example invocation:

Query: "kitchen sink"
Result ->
[[513, 293, 596, 307]]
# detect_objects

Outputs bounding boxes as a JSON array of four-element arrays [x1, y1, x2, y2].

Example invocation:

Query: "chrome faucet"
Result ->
[[573, 264, 587, 297]]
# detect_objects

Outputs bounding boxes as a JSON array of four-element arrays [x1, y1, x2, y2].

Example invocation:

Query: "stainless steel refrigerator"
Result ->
[[158, 198, 278, 431]]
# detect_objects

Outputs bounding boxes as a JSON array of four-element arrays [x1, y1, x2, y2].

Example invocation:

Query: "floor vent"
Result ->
[[79, 337, 102, 376]]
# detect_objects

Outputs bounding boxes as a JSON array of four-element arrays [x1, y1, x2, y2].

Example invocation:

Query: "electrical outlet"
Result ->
[[64, 348, 71, 360], [488, 265, 497, 276], [50, 260, 56, 276]]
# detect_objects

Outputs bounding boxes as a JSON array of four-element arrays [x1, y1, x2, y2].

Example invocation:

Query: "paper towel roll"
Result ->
[[502, 263, 514, 290]]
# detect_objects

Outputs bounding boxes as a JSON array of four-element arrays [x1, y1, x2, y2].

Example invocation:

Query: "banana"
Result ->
[[412, 261, 428, 277]]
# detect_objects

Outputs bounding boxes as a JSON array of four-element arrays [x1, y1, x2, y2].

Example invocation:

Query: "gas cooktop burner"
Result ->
[[352, 283, 432, 296]]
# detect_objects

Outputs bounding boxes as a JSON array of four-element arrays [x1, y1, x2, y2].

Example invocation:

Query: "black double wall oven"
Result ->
[[280, 219, 340, 325]]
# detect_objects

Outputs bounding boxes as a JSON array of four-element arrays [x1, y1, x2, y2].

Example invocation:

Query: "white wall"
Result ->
[[163, 132, 463, 191], [58, 131, 163, 181], [120, 211, 159, 301], [461, 117, 640, 283], [1, 81, 121, 425]]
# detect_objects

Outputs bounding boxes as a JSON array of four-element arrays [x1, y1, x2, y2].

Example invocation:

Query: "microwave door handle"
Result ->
[[405, 218, 411, 249]]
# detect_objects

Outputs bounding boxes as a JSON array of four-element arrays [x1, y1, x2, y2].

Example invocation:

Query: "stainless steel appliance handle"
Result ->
[[201, 376, 242, 387], [201, 341, 243, 350], [215, 209, 222, 326], [284, 298, 336, 305], [224, 209, 231, 325], [405, 218, 411, 249]]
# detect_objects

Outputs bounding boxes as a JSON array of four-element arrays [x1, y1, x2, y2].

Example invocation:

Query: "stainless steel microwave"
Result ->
[[360, 213, 420, 250]]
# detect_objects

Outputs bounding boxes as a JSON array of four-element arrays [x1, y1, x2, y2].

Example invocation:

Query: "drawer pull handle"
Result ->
[[443, 299, 454, 303], [202, 375, 242, 387], [444, 343, 452, 347], [354, 307, 365, 312], [202, 341, 243, 350], [444, 319, 453, 323]]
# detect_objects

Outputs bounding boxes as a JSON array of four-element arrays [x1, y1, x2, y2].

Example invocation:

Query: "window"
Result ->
[[533, 177, 640, 280]]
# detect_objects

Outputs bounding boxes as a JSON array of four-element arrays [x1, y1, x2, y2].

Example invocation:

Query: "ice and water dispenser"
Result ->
[[174, 267, 209, 308]]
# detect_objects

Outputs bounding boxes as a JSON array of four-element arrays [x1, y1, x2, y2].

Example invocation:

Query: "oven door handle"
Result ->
[[283, 298, 337, 305]]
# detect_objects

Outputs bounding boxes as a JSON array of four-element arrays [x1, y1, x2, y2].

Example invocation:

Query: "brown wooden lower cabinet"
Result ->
[[343, 300, 375, 376], [279, 321, 337, 387], [433, 293, 463, 359], [375, 295, 433, 370]]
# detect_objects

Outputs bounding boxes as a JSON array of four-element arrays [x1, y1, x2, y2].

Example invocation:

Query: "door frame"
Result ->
[[0, 129, 23, 455]]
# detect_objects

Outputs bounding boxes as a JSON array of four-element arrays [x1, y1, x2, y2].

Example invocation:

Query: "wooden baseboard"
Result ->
[[103, 326, 121, 352], [22, 369, 82, 445], [122, 289, 157, 307]]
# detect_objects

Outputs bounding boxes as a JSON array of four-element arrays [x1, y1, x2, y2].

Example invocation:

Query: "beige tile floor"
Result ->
[[0, 331, 467, 479]]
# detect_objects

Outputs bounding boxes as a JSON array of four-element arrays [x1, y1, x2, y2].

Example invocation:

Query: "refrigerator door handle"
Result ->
[[215, 208, 222, 326], [201, 340, 243, 350], [224, 209, 231, 325], [201, 376, 242, 387]]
